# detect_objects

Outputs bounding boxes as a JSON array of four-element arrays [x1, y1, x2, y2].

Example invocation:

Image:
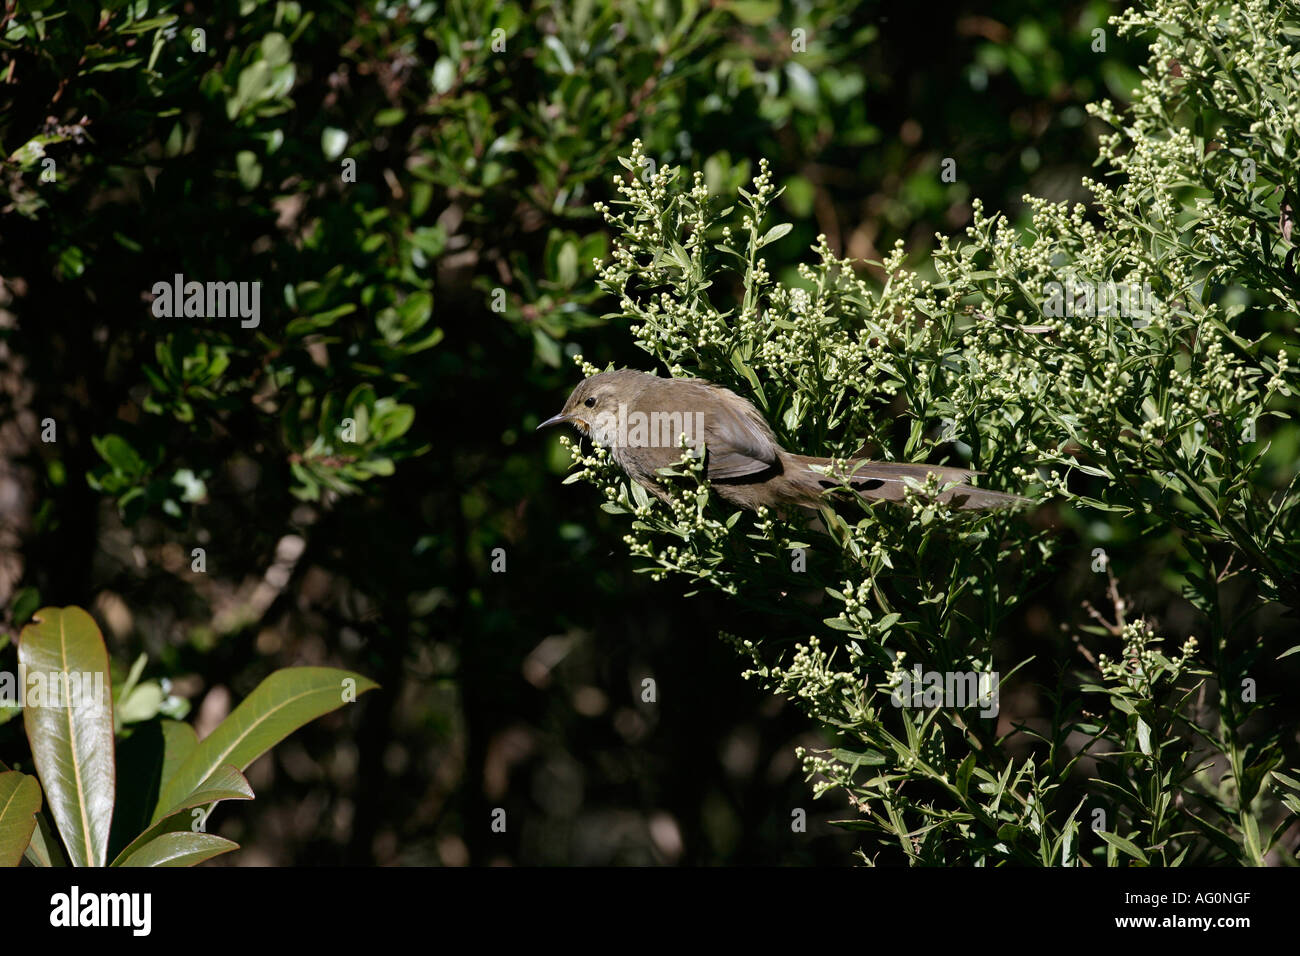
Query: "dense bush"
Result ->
[[569, 0, 1300, 864]]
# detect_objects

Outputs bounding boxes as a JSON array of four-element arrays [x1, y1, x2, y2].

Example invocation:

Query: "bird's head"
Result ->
[[536, 369, 648, 446]]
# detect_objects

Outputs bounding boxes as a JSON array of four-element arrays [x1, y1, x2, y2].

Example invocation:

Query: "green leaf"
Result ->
[[431, 56, 456, 93], [729, 1, 780, 26], [119, 15, 179, 34], [114, 831, 239, 867], [0, 770, 43, 867], [321, 127, 348, 161], [1271, 771, 1300, 794], [159, 719, 198, 790], [1060, 813, 1080, 867], [115, 653, 148, 710], [830, 748, 886, 769], [1097, 830, 1149, 865], [153, 667, 377, 823], [93, 433, 143, 475], [18, 606, 116, 867], [3, 759, 66, 868], [260, 32, 291, 68], [107, 717, 202, 862], [24, 811, 66, 867], [543, 36, 574, 73], [114, 764, 253, 866], [1135, 717, 1152, 756], [556, 241, 579, 287], [955, 751, 976, 797], [236, 150, 262, 189], [758, 222, 793, 247], [117, 682, 165, 724], [11, 586, 40, 627], [156, 763, 255, 822], [371, 403, 415, 443]]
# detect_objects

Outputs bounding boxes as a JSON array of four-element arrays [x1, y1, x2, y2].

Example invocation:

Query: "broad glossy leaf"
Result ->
[[156, 763, 253, 822], [153, 667, 376, 822], [114, 764, 252, 867], [159, 719, 198, 790], [2, 758, 67, 868], [25, 811, 66, 867], [0, 770, 42, 867], [108, 718, 198, 860], [115, 830, 239, 868], [18, 606, 116, 867]]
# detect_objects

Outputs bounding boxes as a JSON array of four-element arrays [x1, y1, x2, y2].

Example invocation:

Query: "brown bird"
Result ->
[[538, 370, 1028, 513]]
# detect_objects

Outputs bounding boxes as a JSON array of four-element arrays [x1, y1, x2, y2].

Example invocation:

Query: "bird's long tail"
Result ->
[[784, 455, 1029, 510]]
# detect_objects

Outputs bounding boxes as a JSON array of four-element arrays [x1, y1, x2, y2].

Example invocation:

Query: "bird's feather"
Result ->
[[660, 379, 781, 479]]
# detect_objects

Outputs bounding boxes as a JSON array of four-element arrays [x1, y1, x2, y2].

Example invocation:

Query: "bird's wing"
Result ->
[[677, 380, 781, 479]]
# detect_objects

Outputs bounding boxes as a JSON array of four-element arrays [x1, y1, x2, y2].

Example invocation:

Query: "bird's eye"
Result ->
[[584, 397, 596, 407]]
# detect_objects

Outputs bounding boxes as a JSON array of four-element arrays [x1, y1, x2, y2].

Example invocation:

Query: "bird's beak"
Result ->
[[536, 412, 572, 431]]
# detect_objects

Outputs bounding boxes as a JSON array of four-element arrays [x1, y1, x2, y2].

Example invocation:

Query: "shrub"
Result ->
[[0, 605, 374, 867], [565, 0, 1300, 865]]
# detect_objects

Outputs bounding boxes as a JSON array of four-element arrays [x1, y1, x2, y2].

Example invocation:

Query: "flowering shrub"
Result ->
[[565, 0, 1300, 865]]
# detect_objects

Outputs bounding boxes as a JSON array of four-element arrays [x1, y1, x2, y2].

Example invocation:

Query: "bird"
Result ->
[[538, 370, 1029, 514]]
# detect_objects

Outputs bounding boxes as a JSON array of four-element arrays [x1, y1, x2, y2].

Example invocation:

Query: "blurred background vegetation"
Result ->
[[0, 0, 1158, 864]]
